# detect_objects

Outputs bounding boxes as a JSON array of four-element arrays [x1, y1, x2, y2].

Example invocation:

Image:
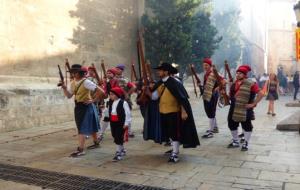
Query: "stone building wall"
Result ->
[[0, 0, 143, 132], [267, 0, 296, 75]]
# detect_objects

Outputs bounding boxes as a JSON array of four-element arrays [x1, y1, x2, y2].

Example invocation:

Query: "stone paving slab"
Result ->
[[285, 182, 300, 190], [0, 179, 42, 190], [0, 96, 299, 189]]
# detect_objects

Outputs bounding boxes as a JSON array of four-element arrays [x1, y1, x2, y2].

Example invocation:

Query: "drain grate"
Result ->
[[0, 163, 170, 190]]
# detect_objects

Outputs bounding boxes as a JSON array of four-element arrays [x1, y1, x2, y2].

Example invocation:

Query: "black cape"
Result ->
[[143, 100, 162, 143], [150, 77, 200, 148]]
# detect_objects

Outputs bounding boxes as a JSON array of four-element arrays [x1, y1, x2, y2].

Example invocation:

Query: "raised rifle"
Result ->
[[57, 65, 64, 87], [136, 30, 150, 105], [189, 64, 198, 97], [212, 65, 230, 107], [65, 58, 73, 87], [146, 60, 153, 83], [190, 64, 204, 96], [224, 60, 233, 83], [91, 63, 102, 85], [101, 59, 107, 79], [131, 58, 138, 82]]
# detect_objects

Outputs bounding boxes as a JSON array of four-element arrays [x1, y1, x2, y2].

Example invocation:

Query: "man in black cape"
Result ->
[[146, 62, 200, 163]]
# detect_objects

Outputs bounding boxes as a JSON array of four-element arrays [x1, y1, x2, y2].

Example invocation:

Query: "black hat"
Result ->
[[153, 62, 173, 72], [70, 64, 84, 73]]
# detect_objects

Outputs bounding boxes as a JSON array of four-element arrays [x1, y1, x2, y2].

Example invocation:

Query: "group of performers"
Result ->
[[59, 57, 264, 163]]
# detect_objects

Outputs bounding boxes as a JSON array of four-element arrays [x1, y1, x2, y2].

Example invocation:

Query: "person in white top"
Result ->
[[108, 87, 131, 162], [60, 64, 105, 157]]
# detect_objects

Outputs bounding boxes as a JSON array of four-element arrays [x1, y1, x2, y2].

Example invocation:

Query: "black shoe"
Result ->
[[272, 113, 276, 117], [227, 140, 240, 148], [240, 137, 245, 143], [70, 147, 85, 157], [202, 131, 213, 138], [121, 149, 126, 156], [87, 141, 100, 150], [168, 153, 179, 163], [164, 141, 172, 146], [112, 152, 122, 162], [129, 133, 135, 138], [212, 127, 219, 133], [241, 141, 248, 151]]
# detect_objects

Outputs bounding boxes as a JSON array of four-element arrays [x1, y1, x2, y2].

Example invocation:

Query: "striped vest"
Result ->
[[232, 79, 254, 122], [203, 72, 217, 102]]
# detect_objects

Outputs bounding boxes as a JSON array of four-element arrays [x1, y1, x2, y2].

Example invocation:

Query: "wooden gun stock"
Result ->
[[91, 63, 102, 85], [190, 64, 204, 96], [212, 65, 230, 106], [101, 60, 107, 79], [146, 60, 153, 83], [224, 60, 233, 83], [136, 30, 150, 105], [65, 58, 71, 74], [57, 65, 64, 87], [190, 64, 201, 85], [131, 62, 138, 82], [189, 64, 198, 97]]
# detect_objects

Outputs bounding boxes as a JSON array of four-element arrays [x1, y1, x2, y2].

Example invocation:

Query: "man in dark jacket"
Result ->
[[147, 62, 200, 163], [293, 71, 300, 100]]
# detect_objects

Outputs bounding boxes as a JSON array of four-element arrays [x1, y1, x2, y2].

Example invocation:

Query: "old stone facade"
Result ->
[[267, 0, 297, 75], [0, 0, 144, 131]]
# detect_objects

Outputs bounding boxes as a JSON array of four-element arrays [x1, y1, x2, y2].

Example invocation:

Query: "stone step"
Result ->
[[276, 110, 300, 131], [285, 101, 300, 107]]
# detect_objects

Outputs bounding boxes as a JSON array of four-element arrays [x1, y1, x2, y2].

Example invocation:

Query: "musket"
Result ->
[[131, 60, 138, 82], [65, 58, 73, 87], [91, 63, 102, 85], [190, 64, 204, 95], [136, 30, 150, 105], [189, 64, 198, 97], [57, 65, 64, 87], [101, 59, 107, 79], [212, 65, 230, 107], [146, 60, 153, 83], [224, 60, 233, 83]]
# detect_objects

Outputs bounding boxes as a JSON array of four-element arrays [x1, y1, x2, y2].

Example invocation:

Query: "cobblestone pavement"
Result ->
[[0, 95, 300, 190]]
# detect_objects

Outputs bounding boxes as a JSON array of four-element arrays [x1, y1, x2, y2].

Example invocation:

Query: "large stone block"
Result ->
[[0, 82, 73, 132], [276, 110, 300, 131]]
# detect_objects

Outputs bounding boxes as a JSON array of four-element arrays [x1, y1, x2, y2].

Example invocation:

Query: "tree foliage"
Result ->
[[191, 12, 222, 72], [211, 0, 242, 70], [142, 0, 221, 74]]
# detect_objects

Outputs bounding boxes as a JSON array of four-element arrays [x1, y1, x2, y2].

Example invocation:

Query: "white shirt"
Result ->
[[68, 78, 97, 94], [111, 99, 131, 126], [259, 76, 269, 82], [151, 76, 169, 100]]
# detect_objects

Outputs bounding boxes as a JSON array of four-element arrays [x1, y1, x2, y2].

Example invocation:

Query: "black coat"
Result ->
[[293, 74, 300, 87], [152, 77, 200, 148]]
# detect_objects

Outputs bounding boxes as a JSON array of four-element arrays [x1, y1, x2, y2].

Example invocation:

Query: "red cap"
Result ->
[[81, 66, 88, 73], [88, 66, 95, 71], [203, 58, 212, 66], [107, 68, 118, 75], [110, 87, 124, 98], [237, 65, 251, 75]]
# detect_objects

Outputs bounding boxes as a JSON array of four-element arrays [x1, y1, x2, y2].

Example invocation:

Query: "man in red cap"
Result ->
[[200, 58, 223, 138], [114, 65, 136, 138], [108, 87, 131, 161], [227, 65, 264, 151]]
